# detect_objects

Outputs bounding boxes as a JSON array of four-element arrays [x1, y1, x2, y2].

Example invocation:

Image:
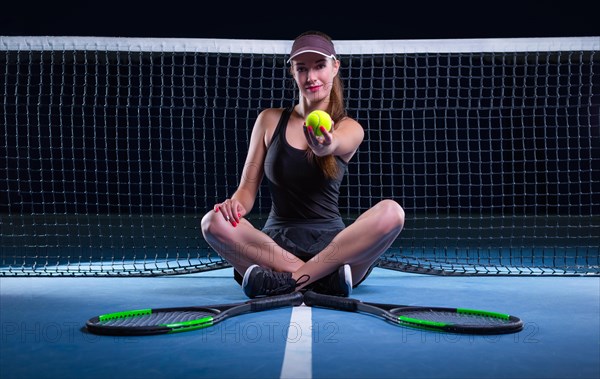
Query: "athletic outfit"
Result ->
[[262, 106, 348, 262], [237, 107, 372, 296]]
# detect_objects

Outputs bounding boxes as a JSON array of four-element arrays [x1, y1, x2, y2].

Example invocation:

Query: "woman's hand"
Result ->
[[303, 123, 335, 157], [213, 198, 246, 227]]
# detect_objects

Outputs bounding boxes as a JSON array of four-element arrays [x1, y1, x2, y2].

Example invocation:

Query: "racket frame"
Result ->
[[304, 291, 523, 335], [86, 291, 303, 336]]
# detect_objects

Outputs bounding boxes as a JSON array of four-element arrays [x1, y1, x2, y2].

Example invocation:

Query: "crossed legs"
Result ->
[[201, 199, 405, 290]]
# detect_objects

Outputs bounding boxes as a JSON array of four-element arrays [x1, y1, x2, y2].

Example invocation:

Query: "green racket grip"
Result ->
[[249, 291, 304, 312], [303, 291, 360, 311]]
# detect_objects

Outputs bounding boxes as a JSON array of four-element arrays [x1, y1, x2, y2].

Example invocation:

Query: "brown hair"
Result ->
[[291, 31, 347, 179]]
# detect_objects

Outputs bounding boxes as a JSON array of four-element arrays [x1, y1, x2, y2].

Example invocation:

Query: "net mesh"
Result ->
[[1, 36, 599, 276]]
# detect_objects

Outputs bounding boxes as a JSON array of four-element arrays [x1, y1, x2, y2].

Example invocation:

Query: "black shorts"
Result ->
[[262, 217, 346, 262]]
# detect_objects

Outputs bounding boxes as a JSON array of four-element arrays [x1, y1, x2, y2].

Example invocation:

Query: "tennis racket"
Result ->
[[303, 291, 523, 335], [86, 291, 303, 336]]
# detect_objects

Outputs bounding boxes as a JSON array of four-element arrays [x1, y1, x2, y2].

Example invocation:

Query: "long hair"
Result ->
[[293, 31, 347, 179]]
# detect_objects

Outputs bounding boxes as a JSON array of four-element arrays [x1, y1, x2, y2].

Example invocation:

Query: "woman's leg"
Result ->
[[201, 210, 304, 275], [292, 199, 405, 288], [203, 199, 404, 295]]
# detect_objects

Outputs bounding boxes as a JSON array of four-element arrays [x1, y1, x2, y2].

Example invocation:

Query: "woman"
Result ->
[[201, 30, 404, 298]]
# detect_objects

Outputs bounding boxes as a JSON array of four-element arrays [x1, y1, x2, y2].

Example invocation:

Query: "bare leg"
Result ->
[[291, 199, 405, 288], [201, 210, 304, 275], [202, 199, 404, 292]]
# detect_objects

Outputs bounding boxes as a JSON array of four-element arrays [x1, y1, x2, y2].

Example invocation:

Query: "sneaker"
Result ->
[[242, 264, 297, 298], [311, 264, 353, 297]]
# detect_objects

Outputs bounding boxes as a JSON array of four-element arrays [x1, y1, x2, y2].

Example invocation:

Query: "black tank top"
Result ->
[[264, 107, 348, 220]]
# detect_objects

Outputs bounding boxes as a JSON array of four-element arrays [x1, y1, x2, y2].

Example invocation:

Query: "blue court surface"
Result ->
[[1, 268, 599, 379]]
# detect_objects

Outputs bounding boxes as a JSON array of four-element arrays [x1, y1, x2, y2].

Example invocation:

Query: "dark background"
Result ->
[[1, 1, 598, 40], [1, 1, 598, 263]]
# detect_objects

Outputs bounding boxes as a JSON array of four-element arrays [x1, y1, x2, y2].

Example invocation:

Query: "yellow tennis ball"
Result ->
[[305, 110, 332, 137]]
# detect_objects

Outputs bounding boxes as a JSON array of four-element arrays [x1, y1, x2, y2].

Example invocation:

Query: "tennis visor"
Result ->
[[287, 34, 337, 63]]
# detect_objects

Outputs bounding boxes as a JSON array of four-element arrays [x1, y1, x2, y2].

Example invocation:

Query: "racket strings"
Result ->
[[98, 311, 215, 327], [397, 310, 513, 326]]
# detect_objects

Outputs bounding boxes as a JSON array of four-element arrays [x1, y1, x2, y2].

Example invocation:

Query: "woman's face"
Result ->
[[291, 52, 339, 103]]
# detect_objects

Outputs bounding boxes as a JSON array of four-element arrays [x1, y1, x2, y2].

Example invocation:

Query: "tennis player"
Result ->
[[201, 31, 404, 298]]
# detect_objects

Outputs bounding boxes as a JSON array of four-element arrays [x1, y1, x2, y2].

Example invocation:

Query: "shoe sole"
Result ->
[[242, 264, 260, 297], [342, 264, 353, 297]]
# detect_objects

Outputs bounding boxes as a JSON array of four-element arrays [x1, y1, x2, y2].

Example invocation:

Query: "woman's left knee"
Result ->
[[378, 199, 405, 234]]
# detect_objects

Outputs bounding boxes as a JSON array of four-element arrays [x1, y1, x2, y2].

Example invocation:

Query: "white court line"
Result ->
[[280, 304, 312, 379]]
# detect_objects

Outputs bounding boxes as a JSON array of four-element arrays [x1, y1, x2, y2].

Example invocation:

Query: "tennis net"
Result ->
[[1, 36, 598, 276]]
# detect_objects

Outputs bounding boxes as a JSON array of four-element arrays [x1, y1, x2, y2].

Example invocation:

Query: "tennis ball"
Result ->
[[305, 110, 332, 137]]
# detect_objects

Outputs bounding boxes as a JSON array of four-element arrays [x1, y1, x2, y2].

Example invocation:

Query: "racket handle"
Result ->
[[249, 291, 304, 311], [303, 291, 359, 311]]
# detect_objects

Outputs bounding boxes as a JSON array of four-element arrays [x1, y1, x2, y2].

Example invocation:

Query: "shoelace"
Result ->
[[260, 270, 296, 295]]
